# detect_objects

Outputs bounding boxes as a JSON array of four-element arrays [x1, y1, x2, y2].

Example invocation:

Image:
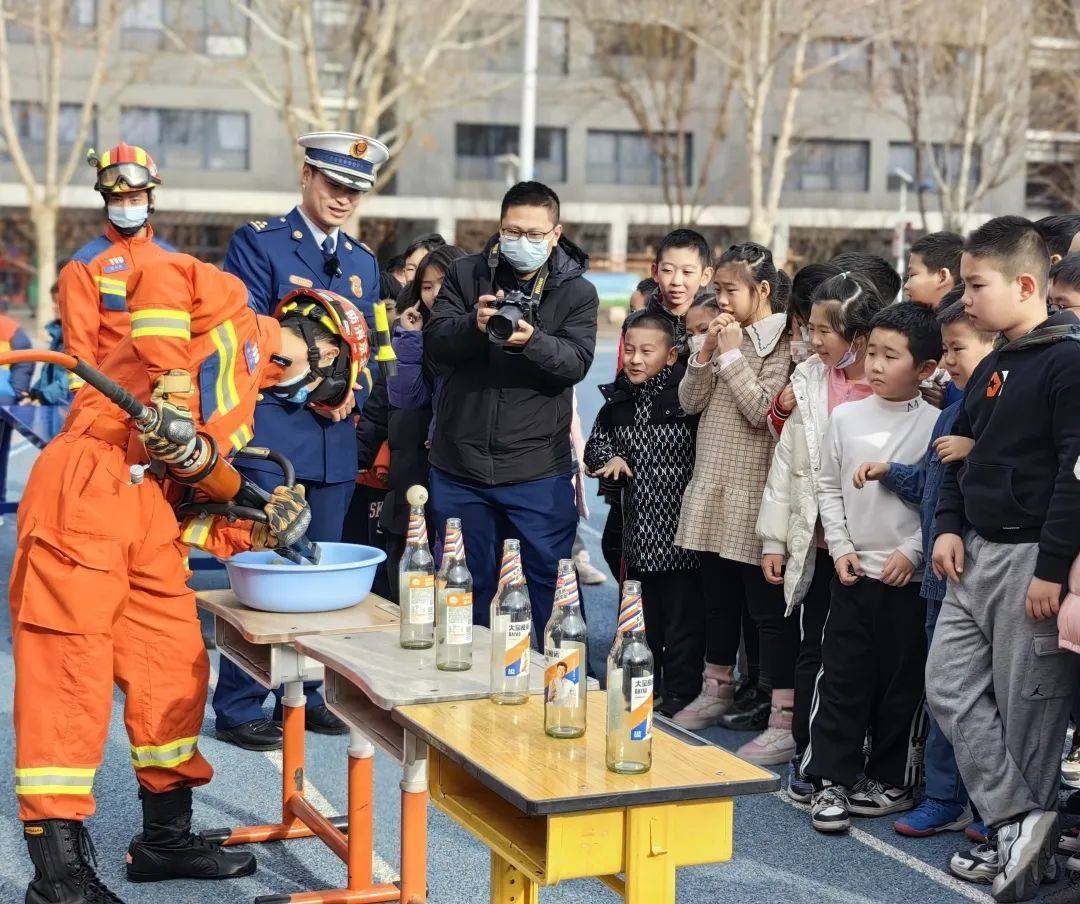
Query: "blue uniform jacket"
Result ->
[[223, 206, 378, 484]]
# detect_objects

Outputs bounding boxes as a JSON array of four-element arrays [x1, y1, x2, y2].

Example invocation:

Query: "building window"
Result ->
[[586, 130, 692, 186], [786, 139, 870, 192], [590, 22, 695, 79], [121, 0, 249, 54], [120, 108, 249, 170], [1, 102, 96, 163], [460, 17, 570, 76], [10, 0, 95, 41], [1027, 159, 1079, 211], [886, 142, 981, 192], [455, 123, 567, 183], [804, 38, 871, 89], [122, 0, 164, 49]]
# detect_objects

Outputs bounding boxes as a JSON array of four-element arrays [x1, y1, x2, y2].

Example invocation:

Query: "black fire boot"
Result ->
[[126, 788, 256, 883], [24, 819, 125, 904]]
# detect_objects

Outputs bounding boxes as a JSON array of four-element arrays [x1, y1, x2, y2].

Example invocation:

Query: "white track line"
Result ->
[[207, 660, 398, 883], [772, 791, 991, 902]]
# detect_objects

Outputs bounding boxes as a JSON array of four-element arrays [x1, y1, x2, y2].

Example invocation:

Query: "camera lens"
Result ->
[[487, 306, 521, 343]]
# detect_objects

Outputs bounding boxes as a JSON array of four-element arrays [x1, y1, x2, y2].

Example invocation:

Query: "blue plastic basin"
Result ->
[[224, 542, 387, 613]]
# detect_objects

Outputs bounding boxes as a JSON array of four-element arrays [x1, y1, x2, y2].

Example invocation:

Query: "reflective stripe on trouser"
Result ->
[[15, 767, 96, 797], [10, 435, 214, 822], [130, 736, 199, 770]]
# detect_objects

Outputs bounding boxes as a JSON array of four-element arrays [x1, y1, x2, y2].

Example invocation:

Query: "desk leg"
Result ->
[[347, 731, 375, 890], [623, 805, 676, 904], [399, 734, 428, 904], [209, 681, 319, 847], [489, 852, 538, 904], [282, 681, 307, 821]]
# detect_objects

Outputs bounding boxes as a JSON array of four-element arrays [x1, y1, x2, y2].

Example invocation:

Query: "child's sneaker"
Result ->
[[967, 821, 990, 844], [847, 778, 915, 817], [670, 664, 735, 731], [1062, 739, 1080, 789], [992, 809, 1058, 903], [785, 756, 813, 804], [736, 705, 795, 766], [894, 798, 973, 837], [716, 681, 771, 731], [811, 784, 851, 833], [950, 842, 999, 884]]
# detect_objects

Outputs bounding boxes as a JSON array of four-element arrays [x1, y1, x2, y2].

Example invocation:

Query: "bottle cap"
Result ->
[[129, 464, 145, 485]]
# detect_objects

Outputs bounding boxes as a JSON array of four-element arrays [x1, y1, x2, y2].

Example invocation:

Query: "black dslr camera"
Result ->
[[487, 290, 537, 345]]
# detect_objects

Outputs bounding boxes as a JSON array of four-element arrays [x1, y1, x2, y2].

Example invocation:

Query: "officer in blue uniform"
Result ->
[[213, 131, 389, 750]]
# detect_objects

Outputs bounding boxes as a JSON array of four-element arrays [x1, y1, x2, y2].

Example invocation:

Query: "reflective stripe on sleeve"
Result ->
[[130, 308, 191, 341]]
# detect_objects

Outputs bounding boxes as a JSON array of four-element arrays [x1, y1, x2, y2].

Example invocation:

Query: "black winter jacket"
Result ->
[[423, 235, 599, 485], [584, 363, 698, 572], [934, 310, 1080, 584]]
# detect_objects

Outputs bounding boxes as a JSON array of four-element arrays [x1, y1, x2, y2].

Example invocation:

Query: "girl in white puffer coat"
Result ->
[[755, 271, 889, 795]]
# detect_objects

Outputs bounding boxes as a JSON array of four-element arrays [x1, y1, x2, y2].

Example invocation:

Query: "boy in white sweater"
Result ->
[[804, 302, 942, 834]]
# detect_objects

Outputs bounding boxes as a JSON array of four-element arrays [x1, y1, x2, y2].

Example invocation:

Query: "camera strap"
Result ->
[[487, 242, 550, 303]]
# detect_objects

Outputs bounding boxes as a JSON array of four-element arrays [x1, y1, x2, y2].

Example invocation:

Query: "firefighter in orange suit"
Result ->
[[57, 142, 175, 391], [11, 252, 368, 904]]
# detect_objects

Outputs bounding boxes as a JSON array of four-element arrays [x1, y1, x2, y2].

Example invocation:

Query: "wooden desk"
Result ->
[[394, 693, 779, 904], [295, 628, 599, 904], [195, 590, 400, 904]]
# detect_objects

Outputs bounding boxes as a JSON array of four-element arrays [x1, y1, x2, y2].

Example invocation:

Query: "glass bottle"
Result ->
[[398, 489, 435, 649], [543, 559, 588, 739], [436, 518, 473, 671], [606, 580, 653, 774], [490, 539, 532, 705]]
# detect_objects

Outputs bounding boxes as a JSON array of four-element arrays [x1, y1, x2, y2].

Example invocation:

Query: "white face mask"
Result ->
[[834, 340, 859, 371], [688, 333, 708, 355], [107, 203, 148, 231]]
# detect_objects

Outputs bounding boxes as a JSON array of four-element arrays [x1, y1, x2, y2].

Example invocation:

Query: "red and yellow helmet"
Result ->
[[273, 288, 370, 410], [87, 142, 162, 194]]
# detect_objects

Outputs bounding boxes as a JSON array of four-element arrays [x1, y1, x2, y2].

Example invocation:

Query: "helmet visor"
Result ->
[[97, 162, 154, 192]]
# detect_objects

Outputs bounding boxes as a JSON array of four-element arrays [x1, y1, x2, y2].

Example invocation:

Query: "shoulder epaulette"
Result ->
[[70, 234, 113, 266], [248, 218, 289, 234]]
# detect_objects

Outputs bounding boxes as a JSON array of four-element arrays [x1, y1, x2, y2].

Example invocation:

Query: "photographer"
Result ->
[[424, 181, 599, 640]]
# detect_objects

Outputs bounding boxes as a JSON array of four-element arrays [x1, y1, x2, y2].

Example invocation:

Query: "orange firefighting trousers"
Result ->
[[10, 416, 212, 822]]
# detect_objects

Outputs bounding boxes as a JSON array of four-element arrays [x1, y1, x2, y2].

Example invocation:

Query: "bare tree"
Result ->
[[644, 0, 886, 245], [0, 0, 123, 333], [576, 4, 734, 226], [1024, 0, 1080, 212], [166, 0, 513, 192], [880, 0, 1029, 232]]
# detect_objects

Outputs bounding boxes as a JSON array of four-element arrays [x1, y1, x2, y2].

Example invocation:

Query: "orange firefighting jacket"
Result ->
[[58, 223, 176, 389], [67, 252, 284, 558]]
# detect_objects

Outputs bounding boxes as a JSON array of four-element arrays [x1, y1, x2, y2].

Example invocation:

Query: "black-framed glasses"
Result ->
[[501, 226, 556, 243]]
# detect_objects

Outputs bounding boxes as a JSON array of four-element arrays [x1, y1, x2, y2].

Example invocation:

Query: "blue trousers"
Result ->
[[428, 467, 578, 643], [212, 474, 354, 730], [924, 594, 968, 805]]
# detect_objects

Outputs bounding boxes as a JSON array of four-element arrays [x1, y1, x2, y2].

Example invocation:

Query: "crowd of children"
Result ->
[[584, 214, 1080, 903]]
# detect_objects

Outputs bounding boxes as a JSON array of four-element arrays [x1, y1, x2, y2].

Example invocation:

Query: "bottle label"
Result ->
[[445, 592, 473, 644], [630, 675, 653, 741], [503, 620, 530, 678], [406, 575, 435, 625], [545, 647, 580, 707]]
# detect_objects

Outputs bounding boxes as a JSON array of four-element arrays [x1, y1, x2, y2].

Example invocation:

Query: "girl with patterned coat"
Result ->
[[672, 243, 796, 769]]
